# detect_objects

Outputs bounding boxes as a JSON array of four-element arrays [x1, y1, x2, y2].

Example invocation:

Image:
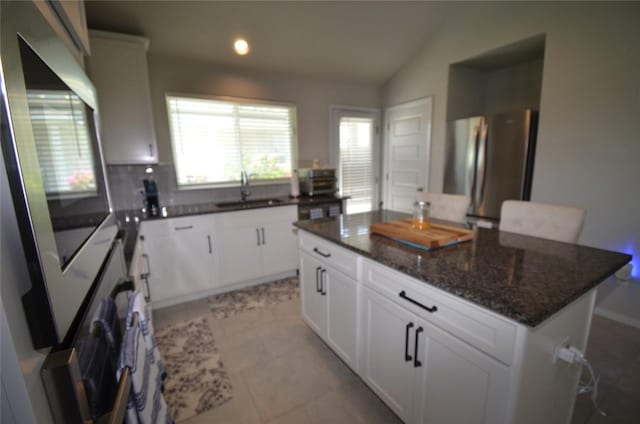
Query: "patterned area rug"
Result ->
[[208, 275, 299, 319], [156, 316, 232, 422]]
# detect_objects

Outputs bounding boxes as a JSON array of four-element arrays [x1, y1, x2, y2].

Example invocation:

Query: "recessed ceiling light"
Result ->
[[234, 38, 250, 56]]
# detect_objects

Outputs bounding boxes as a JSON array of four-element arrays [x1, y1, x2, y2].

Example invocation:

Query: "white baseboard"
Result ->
[[594, 306, 640, 329], [592, 276, 640, 329], [151, 269, 297, 310]]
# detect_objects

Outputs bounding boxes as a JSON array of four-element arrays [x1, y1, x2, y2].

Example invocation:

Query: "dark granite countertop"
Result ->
[[117, 195, 347, 272], [294, 210, 631, 327]]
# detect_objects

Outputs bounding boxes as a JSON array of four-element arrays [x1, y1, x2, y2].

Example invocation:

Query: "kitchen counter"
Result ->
[[116, 195, 347, 271], [294, 210, 631, 327]]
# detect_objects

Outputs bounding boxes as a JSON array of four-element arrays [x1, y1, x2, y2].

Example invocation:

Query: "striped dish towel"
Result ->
[[118, 316, 173, 424], [126, 290, 166, 382]]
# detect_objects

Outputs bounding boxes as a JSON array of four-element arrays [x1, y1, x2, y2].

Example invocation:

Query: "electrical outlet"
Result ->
[[552, 336, 571, 364]]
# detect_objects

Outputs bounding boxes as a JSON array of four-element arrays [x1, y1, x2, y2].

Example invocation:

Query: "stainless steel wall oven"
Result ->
[[1, 1, 117, 349]]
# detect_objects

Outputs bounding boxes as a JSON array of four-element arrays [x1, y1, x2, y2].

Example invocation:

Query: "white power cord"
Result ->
[[557, 346, 607, 417]]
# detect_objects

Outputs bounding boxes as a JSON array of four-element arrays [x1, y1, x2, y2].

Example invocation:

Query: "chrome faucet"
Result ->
[[240, 169, 251, 201]]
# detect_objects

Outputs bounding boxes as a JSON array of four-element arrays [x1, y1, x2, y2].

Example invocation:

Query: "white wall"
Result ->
[[484, 59, 543, 115], [147, 54, 382, 168], [383, 2, 640, 262]]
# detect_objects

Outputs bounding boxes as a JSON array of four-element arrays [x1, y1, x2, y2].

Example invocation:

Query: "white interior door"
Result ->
[[330, 106, 381, 214], [383, 98, 432, 213]]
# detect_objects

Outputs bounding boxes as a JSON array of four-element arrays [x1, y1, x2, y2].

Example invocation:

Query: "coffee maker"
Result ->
[[143, 178, 159, 216]]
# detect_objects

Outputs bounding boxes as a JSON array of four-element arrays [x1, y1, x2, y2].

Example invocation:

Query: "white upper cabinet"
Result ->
[[86, 30, 158, 164]]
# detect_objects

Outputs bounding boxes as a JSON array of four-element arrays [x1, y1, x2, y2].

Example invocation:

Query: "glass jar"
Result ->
[[413, 200, 430, 230]]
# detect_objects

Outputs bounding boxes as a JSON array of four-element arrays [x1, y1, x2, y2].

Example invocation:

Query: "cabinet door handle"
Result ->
[[148, 143, 154, 157], [399, 291, 438, 313], [313, 247, 331, 258], [207, 235, 212, 254], [143, 275, 151, 303], [315, 266, 322, 293], [175, 225, 193, 231], [256, 228, 261, 246], [414, 326, 424, 368], [142, 253, 151, 277], [404, 322, 414, 362], [261, 227, 265, 245], [320, 269, 327, 296]]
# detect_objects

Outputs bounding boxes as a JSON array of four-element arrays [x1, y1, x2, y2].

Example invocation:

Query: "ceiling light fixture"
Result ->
[[234, 38, 250, 56]]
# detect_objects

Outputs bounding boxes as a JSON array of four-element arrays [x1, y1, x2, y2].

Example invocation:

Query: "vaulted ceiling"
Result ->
[[85, 1, 461, 85]]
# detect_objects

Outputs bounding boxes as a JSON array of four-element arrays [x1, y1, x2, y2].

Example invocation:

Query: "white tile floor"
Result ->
[[154, 297, 640, 424], [154, 297, 401, 424]]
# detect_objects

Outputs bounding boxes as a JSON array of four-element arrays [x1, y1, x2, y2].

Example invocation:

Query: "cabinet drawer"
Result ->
[[363, 259, 517, 365], [141, 215, 214, 238], [299, 231, 359, 280], [217, 205, 297, 227]]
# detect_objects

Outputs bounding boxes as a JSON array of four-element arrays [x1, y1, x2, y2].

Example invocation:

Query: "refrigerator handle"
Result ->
[[469, 125, 480, 210], [476, 122, 489, 211]]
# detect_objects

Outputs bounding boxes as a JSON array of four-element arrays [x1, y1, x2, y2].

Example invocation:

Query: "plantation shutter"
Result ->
[[167, 95, 294, 186], [339, 117, 375, 214], [237, 104, 293, 179]]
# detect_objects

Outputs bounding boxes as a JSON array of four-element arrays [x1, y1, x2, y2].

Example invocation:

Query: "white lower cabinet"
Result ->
[[300, 250, 359, 371], [217, 205, 298, 285], [414, 320, 509, 424], [361, 286, 509, 424], [140, 214, 219, 307], [361, 286, 417, 422], [299, 230, 598, 424], [129, 233, 151, 302]]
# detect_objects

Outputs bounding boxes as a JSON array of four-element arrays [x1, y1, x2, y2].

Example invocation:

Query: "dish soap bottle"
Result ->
[[412, 200, 430, 230]]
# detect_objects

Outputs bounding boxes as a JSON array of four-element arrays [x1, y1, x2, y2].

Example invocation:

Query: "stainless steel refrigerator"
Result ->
[[443, 110, 538, 220]]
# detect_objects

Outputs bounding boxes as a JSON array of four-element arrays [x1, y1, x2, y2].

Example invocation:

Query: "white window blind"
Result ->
[[167, 95, 295, 186], [339, 117, 375, 214], [26, 90, 96, 194]]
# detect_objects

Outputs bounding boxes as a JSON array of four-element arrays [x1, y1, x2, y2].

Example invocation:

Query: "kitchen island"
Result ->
[[295, 210, 630, 424]]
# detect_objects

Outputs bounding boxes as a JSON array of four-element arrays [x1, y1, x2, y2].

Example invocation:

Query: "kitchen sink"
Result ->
[[215, 198, 285, 209]]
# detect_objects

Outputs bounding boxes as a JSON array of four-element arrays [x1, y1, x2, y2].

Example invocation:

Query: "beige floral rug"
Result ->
[[208, 276, 299, 319], [156, 316, 232, 422]]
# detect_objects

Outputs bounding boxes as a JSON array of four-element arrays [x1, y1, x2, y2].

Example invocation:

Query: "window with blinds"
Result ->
[[339, 116, 375, 214], [166, 95, 296, 186], [26, 90, 97, 194]]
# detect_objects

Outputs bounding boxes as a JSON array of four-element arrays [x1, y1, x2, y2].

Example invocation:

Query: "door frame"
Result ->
[[329, 105, 382, 211], [382, 97, 433, 210]]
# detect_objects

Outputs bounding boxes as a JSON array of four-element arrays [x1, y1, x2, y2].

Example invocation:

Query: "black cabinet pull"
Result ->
[[404, 322, 414, 362], [175, 225, 193, 231], [207, 235, 212, 254], [313, 247, 331, 258], [414, 327, 424, 367], [256, 228, 261, 246], [315, 266, 322, 293], [399, 291, 438, 313], [261, 227, 265, 245], [320, 269, 327, 295]]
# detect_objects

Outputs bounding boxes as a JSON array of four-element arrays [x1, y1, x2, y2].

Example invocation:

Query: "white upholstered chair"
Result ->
[[499, 200, 586, 243], [418, 192, 471, 224]]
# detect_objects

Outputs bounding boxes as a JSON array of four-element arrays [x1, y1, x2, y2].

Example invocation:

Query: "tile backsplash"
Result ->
[[106, 163, 290, 212]]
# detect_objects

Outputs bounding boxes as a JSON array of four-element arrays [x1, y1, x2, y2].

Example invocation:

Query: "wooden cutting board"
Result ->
[[370, 219, 474, 249]]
